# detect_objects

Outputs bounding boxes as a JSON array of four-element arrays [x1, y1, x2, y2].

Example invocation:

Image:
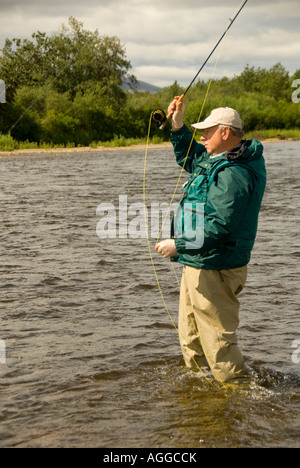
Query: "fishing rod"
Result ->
[[152, 0, 248, 130]]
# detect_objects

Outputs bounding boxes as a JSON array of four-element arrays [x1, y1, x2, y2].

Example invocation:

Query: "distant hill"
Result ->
[[122, 78, 162, 94]]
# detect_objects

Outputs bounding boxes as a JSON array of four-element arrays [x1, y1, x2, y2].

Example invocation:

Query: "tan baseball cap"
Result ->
[[191, 107, 244, 131]]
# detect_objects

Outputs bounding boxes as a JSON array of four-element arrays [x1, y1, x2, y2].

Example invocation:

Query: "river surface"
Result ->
[[0, 141, 299, 448]]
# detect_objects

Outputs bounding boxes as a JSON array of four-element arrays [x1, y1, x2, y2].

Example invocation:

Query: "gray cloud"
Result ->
[[0, 0, 101, 15], [0, 0, 299, 87]]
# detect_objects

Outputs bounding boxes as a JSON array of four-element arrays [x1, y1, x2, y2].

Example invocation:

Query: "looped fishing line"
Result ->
[[143, 115, 218, 390], [143, 1, 248, 390]]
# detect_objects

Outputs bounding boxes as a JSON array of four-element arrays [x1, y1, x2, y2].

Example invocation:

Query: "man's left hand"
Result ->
[[155, 239, 178, 259]]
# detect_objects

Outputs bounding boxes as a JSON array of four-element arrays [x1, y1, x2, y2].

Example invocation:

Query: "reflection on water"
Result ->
[[0, 141, 299, 448]]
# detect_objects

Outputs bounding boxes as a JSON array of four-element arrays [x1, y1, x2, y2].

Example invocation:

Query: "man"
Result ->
[[155, 98, 266, 383]]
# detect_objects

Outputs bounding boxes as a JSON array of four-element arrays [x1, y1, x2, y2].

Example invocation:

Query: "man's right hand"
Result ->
[[168, 96, 185, 131]]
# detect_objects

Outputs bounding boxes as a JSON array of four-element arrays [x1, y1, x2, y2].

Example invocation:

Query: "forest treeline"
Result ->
[[0, 18, 299, 149]]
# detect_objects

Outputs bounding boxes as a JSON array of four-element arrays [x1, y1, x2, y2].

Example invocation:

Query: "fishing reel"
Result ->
[[152, 109, 167, 129]]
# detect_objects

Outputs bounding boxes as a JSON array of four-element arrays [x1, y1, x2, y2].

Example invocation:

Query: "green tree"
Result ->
[[0, 17, 136, 141], [237, 63, 291, 101], [0, 18, 134, 100], [293, 69, 300, 80]]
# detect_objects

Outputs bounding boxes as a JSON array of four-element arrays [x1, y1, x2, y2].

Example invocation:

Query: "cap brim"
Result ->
[[191, 121, 219, 131]]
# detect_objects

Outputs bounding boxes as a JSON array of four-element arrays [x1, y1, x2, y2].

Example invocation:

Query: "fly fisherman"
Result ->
[[155, 97, 266, 383]]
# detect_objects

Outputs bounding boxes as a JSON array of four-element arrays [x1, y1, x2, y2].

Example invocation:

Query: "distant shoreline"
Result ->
[[0, 138, 299, 157], [0, 142, 171, 157]]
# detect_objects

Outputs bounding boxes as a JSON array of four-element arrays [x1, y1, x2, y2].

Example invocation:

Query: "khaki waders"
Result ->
[[179, 265, 249, 383]]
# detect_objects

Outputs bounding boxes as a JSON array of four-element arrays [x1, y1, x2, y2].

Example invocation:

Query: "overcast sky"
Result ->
[[0, 0, 299, 87]]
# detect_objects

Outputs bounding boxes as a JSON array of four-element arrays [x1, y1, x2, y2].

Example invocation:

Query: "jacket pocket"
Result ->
[[174, 201, 205, 250], [185, 173, 208, 202]]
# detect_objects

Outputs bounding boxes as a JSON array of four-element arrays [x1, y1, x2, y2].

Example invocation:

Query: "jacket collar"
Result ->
[[225, 140, 248, 161]]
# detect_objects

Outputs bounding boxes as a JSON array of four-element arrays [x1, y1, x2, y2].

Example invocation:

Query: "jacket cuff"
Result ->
[[174, 238, 187, 254], [175, 237, 204, 256], [170, 124, 188, 137]]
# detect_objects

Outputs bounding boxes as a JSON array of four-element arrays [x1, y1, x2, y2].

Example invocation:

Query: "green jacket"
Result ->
[[170, 125, 267, 270]]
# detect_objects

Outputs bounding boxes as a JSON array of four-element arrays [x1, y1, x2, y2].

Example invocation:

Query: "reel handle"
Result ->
[[159, 93, 185, 130]]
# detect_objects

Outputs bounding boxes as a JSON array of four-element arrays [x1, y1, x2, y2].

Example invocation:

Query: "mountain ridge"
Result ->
[[122, 78, 162, 93]]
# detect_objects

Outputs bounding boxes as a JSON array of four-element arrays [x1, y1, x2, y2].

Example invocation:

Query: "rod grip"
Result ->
[[159, 94, 185, 130]]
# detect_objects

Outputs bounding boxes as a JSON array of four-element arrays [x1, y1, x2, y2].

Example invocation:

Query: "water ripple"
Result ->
[[0, 143, 299, 447]]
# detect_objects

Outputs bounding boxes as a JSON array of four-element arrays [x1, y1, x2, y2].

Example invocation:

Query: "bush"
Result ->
[[0, 133, 19, 151]]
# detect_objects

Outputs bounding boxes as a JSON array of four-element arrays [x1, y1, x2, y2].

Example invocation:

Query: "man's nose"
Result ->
[[200, 135, 206, 141]]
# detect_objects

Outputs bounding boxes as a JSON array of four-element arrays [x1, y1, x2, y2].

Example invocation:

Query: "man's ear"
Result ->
[[222, 126, 231, 141]]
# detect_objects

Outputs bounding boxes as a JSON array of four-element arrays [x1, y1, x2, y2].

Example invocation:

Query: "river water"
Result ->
[[0, 141, 299, 448]]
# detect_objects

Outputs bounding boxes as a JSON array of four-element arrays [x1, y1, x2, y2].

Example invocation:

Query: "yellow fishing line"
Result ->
[[156, 12, 236, 245], [143, 1, 247, 390], [143, 116, 217, 390]]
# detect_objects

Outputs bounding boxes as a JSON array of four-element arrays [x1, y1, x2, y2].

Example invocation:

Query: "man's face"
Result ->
[[200, 125, 226, 156]]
